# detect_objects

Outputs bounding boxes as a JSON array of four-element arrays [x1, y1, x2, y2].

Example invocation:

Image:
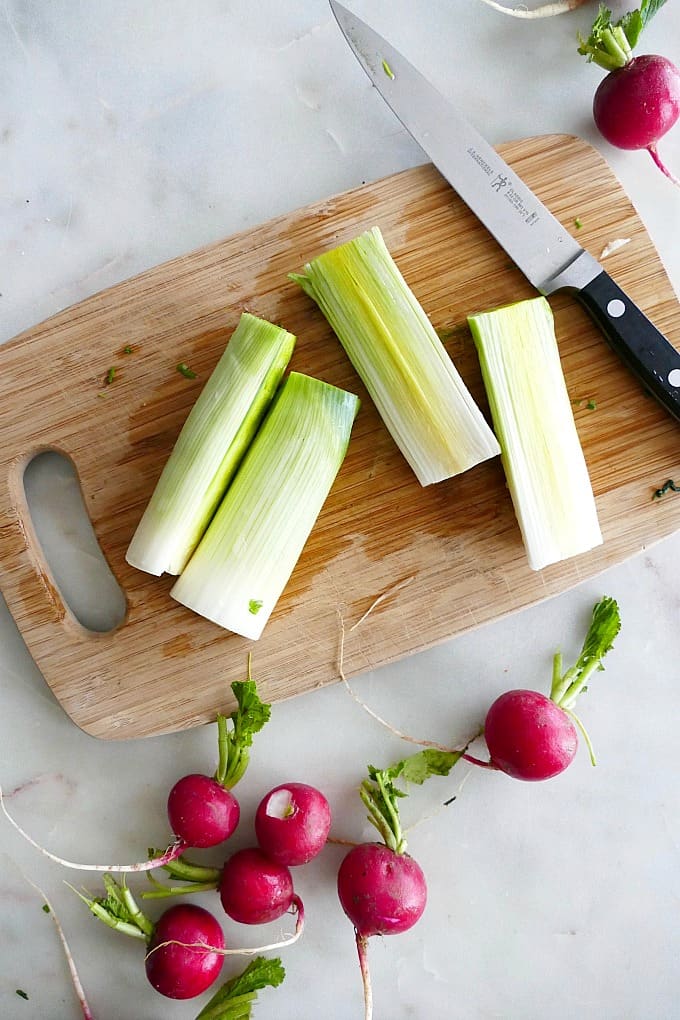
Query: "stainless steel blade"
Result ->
[[329, 1, 602, 294]]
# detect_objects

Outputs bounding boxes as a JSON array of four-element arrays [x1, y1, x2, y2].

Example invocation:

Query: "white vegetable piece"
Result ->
[[468, 296, 602, 570], [291, 226, 500, 486], [171, 372, 360, 640], [126, 313, 296, 576]]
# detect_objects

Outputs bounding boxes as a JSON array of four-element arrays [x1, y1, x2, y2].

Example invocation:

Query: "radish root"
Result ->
[[0, 784, 186, 872], [144, 894, 305, 961], [478, 0, 589, 16], [18, 871, 94, 1019], [336, 591, 491, 769], [356, 933, 373, 1020]]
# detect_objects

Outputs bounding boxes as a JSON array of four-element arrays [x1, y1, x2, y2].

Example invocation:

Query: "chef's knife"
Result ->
[[329, 1, 680, 421]]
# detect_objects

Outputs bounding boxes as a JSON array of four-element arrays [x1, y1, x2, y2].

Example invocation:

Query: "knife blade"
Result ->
[[329, 1, 680, 421]]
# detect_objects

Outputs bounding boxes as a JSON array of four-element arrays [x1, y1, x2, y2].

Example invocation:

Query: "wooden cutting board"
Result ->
[[1, 134, 679, 740]]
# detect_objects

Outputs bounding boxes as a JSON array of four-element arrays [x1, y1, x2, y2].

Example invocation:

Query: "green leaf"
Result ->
[[637, 0, 669, 30], [214, 676, 271, 789], [578, 596, 621, 663], [70, 876, 152, 941], [577, 1, 669, 68], [388, 747, 464, 786], [231, 679, 271, 737], [361, 747, 464, 854], [550, 596, 621, 709], [195, 957, 285, 1020]]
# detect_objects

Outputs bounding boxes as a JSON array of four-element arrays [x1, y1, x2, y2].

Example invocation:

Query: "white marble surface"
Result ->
[[2, 2, 680, 1018]]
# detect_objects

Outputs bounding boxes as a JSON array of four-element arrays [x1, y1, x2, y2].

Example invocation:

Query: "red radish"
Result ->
[[341, 599, 619, 786], [467, 597, 620, 781], [219, 847, 295, 924], [484, 689, 578, 781], [578, 2, 680, 183], [337, 842, 426, 937], [337, 760, 435, 1020], [75, 876, 224, 1001], [167, 774, 240, 849], [255, 782, 331, 866], [138, 844, 305, 939], [165, 672, 270, 849], [145, 903, 224, 1000], [593, 55, 680, 180]]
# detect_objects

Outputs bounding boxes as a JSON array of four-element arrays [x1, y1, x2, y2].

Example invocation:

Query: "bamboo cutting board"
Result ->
[[1, 134, 679, 740]]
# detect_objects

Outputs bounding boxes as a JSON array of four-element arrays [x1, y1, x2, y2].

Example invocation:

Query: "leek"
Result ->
[[468, 296, 602, 571], [170, 372, 360, 640], [126, 313, 296, 576], [290, 226, 500, 486]]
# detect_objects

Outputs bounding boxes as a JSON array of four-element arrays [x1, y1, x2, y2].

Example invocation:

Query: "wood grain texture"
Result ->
[[1, 134, 678, 740]]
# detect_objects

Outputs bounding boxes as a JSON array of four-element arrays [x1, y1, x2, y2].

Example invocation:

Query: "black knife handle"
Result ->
[[574, 270, 680, 421]]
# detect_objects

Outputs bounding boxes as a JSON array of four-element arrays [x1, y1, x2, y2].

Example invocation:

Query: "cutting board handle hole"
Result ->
[[23, 451, 127, 633]]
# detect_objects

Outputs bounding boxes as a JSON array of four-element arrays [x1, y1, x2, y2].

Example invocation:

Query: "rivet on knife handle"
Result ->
[[572, 270, 680, 421]]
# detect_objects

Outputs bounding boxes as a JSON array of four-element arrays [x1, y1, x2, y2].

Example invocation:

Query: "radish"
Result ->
[[337, 842, 427, 938], [475, 596, 621, 780], [336, 751, 464, 1020], [166, 670, 271, 849], [219, 847, 297, 925], [578, 1, 680, 183], [255, 782, 332, 866], [167, 773, 240, 850], [141, 843, 307, 944], [74, 876, 224, 1000], [145, 903, 225, 1000], [75, 870, 304, 999]]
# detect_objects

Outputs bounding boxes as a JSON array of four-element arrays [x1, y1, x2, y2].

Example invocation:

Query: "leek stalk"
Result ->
[[290, 226, 500, 486], [468, 296, 602, 571], [126, 313, 296, 576], [170, 372, 360, 640]]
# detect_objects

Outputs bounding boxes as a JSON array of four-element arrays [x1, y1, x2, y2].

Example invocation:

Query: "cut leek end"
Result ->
[[292, 226, 500, 487], [170, 372, 360, 640], [468, 296, 602, 572], [125, 313, 296, 577]]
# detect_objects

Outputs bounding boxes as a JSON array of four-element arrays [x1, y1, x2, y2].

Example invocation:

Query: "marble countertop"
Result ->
[[2, 2, 679, 1018]]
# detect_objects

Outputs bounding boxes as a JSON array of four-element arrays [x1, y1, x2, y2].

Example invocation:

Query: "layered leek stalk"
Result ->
[[290, 226, 500, 486], [126, 313, 296, 576], [468, 297, 602, 571], [171, 372, 360, 640]]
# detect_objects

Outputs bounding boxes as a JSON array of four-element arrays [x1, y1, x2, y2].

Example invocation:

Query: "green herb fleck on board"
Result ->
[[574, 217, 583, 229], [652, 479, 680, 500], [586, 399, 597, 410], [122, 344, 134, 355], [105, 366, 116, 385], [16, 990, 29, 1001], [248, 599, 263, 615], [382, 58, 395, 80], [177, 362, 197, 379]]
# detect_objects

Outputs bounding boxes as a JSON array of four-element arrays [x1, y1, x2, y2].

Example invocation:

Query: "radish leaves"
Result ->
[[578, 1, 670, 69], [195, 956, 285, 1020], [214, 677, 271, 790]]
